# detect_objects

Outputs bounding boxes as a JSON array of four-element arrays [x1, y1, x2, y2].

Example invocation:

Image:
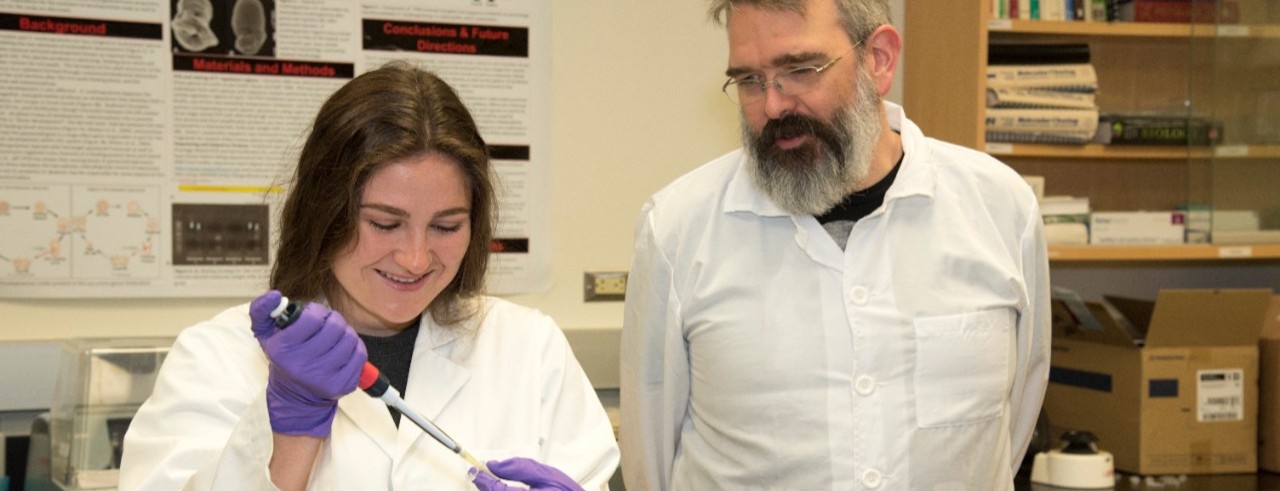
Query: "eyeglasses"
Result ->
[[721, 44, 860, 106]]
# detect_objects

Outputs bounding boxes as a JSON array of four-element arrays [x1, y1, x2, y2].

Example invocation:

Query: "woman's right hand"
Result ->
[[249, 290, 367, 437]]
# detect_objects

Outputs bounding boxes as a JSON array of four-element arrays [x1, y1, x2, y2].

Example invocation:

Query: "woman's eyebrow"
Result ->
[[433, 207, 470, 219], [360, 203, 408, 217]]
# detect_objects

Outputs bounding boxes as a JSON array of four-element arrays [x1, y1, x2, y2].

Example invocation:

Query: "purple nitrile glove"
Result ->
[[470, 458, 584, 491], [249, 290, 367, 438]]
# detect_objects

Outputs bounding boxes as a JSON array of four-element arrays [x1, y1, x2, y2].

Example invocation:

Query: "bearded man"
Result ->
[[619, 0, 1051, 489]]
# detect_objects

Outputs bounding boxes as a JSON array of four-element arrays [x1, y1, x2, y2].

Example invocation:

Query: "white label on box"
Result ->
[[1197, 369, 1244, 422], [985, 142, 1013, 154], [1218, 246, 1253, 258], [1217, 25, 1250, 37], [1214, 145, 1249, 157]]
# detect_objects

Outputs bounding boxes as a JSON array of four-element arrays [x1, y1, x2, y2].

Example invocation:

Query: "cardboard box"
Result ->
[[1258, 296, 1280, 472], [1046, 289, 1272, 475]]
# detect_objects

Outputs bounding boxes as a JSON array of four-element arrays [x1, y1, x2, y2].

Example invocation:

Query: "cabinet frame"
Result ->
[[902, 1, 1280, 262]]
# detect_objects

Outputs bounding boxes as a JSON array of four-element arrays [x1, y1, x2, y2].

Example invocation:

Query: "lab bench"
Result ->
[[1017, 471, 1280, 490]]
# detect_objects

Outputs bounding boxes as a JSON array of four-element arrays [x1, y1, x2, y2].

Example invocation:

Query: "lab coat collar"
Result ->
[[398, 314, 473, 456], [724, 150, 789, 217], [336, 311, 473, 461], [723, 101, 935, 217], [881, 101, 936, 202]]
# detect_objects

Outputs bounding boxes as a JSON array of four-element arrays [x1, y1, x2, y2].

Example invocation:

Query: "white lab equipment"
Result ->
[[1030, 430, 1115, 489], [48, 338, 171, 490]]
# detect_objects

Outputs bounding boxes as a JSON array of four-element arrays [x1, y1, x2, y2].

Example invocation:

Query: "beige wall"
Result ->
[[0, 0, 906, 342]]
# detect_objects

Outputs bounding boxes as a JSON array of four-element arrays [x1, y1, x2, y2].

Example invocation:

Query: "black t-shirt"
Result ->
[[816, 155, 904, 225], [360, 321, 420, 426], [814, 153, 904, 249]]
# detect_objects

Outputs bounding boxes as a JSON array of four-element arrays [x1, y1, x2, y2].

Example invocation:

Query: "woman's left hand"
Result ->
[[470, 457, 585, 491]]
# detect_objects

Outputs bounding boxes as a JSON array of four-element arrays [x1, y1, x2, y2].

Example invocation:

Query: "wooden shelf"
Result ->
[[988, 19, 1214, 37], [988, 19, 1280, 39], [906, 1, 1280, 266], [1049, 243, 1280, 262], [983, 143, 1280, 159], [1211, 144, 1280, 159], [985, 143, 1199, 159]]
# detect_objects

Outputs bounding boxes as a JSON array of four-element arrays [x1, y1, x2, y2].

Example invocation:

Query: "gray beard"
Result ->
[[743, 69, 883, 216]]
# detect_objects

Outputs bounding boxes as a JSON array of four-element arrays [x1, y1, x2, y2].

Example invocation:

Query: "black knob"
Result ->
[[1060, 430, 1099, 455]]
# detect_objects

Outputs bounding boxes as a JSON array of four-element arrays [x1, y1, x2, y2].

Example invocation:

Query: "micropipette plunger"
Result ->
[[268, 297, 493, 476]]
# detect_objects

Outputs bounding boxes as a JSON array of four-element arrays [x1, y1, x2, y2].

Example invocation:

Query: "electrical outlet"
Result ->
[[584, 271, 628, 302]]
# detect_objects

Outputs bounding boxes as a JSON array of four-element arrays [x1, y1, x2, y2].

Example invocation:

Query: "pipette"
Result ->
[[268, 297, 493, 476]]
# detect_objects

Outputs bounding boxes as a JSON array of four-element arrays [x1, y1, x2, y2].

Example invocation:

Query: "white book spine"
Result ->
[[986, 64, 1098, 90], [986, 87, 1097, 109], [1089, 211, 1187, 245], [1042, 0, 1066, 20], [985, 107, 1099, 134]]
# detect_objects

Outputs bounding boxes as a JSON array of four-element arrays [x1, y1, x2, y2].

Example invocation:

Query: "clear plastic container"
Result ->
[[47, 338, 171, 490]]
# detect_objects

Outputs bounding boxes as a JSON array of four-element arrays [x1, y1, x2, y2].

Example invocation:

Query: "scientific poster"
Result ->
[[0, 0, 551, 297]]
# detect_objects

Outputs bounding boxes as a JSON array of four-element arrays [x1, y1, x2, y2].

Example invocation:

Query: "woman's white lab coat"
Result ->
[[120, 296, 619, 490]]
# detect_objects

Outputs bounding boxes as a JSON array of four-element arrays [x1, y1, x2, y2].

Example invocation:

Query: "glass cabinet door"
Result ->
[[1196, 0, 1280, 245]]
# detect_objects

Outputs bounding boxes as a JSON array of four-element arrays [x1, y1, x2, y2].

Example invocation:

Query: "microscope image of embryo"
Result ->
[[172, 0, 220, 51], [232, 0, 267, 55]]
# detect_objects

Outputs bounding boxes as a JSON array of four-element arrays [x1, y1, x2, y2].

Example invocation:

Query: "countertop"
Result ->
[[1017, 471, 1280, 490]]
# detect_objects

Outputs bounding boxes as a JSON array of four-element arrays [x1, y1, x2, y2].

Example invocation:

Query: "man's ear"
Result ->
[[864, 24, 901, 97]]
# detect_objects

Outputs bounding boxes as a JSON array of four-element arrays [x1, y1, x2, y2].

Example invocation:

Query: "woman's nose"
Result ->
[[397, 232, 432, 273]]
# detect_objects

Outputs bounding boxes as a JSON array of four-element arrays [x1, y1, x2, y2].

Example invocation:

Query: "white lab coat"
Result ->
[[121, 296, 619, 490], [620, 102, 1050, 490]]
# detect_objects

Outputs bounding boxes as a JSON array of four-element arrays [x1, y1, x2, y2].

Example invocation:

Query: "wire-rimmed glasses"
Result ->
[[722, 44, 860, 106]]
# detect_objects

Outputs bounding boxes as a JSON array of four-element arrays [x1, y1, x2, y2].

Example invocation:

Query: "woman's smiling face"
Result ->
[[329, 152, 472, 337]]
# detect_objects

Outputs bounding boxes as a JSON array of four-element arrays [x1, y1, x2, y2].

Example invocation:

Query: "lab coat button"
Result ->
[[862, 468, 883, 488], [854, 375, 875, 395], [849, 286, 869, 305]]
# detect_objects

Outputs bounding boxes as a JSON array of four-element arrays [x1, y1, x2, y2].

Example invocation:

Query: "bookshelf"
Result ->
[[902, 0, 1280, 263], [1049, 243, 1280, 262]]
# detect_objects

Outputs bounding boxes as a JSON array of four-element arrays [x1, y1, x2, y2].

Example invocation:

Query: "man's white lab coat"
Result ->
[[620, 102, 1050, 490]]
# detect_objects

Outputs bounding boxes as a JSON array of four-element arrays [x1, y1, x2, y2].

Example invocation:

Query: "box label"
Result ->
[[1198, 369, 1244, 422]]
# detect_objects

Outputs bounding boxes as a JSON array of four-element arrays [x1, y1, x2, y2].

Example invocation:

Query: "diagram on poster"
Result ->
[[0, 184, 161, 279]]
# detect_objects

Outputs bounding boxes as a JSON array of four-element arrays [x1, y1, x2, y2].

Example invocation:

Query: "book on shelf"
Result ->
[[1105, 0, 1127, 20], [989, 43, 1091, 66], [1041, 0, 1065, 20], [993, 0, 1099, 20], [1105, 0, 1240, 22], [1213, 230, 1280, 245], [1096, 113, 1224, 146], [1130, 0, 1240, 23], [1045, 213, 1090, 226], [987, 87, 1097, 109], [1089, 211, 1186, 245], [1040, 195, 1092, 246], [986, 64, 1097, 92], [1044, 213, 1091, 245], [1073, 0, 1090, 20], [1045, 221, 1090, 245], [1041, 195, 1091, 216], [986, 107, 1099, 135], [987, 131, 1094, 144], [1021, 175, 1046, 202], [1181, 207, 1279, 244], [1090, 0, 1108, 20]]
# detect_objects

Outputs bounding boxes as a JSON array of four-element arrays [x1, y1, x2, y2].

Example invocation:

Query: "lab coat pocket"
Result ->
[[913, 308, 1014, 428]]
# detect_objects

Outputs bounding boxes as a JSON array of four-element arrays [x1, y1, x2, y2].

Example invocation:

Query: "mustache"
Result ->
[[757, 113, 845, 161]]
